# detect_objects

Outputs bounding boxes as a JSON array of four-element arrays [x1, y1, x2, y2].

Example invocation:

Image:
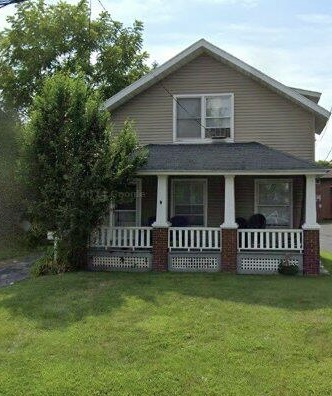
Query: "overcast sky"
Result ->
[[1, 0, 331, 160]]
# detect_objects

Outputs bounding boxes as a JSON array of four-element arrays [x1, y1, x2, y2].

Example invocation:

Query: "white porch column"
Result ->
[[221, 174, 238, 229], [152, 175, 170, 227], [302, 174, 320, 230]]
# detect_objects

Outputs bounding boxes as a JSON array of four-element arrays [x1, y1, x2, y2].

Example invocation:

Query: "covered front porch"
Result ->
[[89, 143, 322, 274], [89, 174, 319, 274]]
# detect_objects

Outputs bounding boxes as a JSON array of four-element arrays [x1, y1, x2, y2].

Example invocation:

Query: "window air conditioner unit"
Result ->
[[207, 128, 228, 139]]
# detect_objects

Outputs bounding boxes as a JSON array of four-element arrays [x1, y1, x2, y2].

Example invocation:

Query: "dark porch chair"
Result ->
[[248, 213, 266, 229], [147, 216, 156, 226], [236, 217, 248, 229], [170, 216, 189, 227], [247, 213, 267, 249]]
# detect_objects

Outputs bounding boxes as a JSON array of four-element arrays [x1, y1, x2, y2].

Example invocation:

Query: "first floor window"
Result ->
[[255, 179, 292, 227], [172, 179, 207, 226], [109, 180, 141, 226]]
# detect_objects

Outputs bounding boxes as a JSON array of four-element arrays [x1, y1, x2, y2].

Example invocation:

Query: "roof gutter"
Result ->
[[137, 169, 328, 176]]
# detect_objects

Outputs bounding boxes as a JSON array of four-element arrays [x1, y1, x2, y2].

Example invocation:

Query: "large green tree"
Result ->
[[22, 72, 147, 268], [316, 160, 332, 168], [0, 110, 24, 236], [0, 0, 149, 113]]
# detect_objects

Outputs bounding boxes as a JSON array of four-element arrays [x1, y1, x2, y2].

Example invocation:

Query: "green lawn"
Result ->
[[321, 250, 332, 272], [1, 271, 332, 395]]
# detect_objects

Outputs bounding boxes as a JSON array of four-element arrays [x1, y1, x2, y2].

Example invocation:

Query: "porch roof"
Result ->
[[139, 142, 326, 175]]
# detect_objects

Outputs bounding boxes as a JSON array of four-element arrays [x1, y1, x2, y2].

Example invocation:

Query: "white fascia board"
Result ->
[[103, 39, 330, 123], [137, 169, 327, 176]]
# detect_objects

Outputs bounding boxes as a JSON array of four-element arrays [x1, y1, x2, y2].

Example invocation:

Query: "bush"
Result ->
[[278, 256, 299, 276], [31, 246, 70, 277], [22, 73, 147, 270], [21, 224, 47, 249]]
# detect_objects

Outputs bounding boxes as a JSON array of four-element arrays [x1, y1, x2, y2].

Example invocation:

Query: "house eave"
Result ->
[[137, 169, 327, 176], [289, 87, 322, 100]]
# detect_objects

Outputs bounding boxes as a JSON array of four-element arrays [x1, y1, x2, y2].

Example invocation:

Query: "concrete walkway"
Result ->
[[320, 223, 332, 252], [0, 255, 39, 287]]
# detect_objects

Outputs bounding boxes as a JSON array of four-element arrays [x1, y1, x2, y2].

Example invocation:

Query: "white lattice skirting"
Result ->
[[169, 254, 220, 272], [89, 253, 151, 271], [238, 253, 303, 274]]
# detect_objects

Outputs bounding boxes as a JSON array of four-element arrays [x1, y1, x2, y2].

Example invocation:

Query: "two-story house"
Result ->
[[89, 39, 330, 275]]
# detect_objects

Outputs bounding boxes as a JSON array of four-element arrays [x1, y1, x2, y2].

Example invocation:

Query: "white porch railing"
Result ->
[[169, 227, 221, 251], [238, 229, 303, 252], [90, 227, 152, 249]]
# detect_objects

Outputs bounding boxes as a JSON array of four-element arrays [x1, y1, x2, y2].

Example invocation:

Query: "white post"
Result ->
[[221, 175, 238, 229], [152, 175, 170, 227], [302, 174, 320, 229]]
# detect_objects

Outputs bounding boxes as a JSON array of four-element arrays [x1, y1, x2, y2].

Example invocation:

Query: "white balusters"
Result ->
[[90, 227, 152, 249], [169, 228, 220, 251], [237, 229, 303, 252]]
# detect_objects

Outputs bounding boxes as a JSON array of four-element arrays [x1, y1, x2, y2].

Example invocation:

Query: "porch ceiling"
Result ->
[[138, 142, 326, 175]]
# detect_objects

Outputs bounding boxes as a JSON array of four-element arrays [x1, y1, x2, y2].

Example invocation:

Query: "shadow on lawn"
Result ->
[[0, 271, 331, 329]]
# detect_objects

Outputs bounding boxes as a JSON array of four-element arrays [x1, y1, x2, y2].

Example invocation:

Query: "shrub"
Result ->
[[31, 247, 70, 277], [22, 73, 147, 270], [278, 255, 299, 276], [21, 224, 47, 249]]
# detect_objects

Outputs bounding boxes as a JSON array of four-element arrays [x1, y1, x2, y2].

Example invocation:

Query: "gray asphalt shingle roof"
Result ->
[[140, 142, 322, 172]]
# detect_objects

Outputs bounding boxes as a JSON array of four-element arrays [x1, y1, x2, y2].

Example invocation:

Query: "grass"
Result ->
[[1, 271, 332, 395], [321, 250, 332, 273]]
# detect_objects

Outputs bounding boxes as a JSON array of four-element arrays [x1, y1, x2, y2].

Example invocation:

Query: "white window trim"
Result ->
[[171, 178, 208, 227], [254, 179, 293, 228], [173, 93, 234, 143], [110, 179, 142, 227]]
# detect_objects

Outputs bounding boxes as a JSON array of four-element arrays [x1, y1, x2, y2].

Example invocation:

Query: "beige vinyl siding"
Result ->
[[111, 54, 315, 161], [235, 176, 255, 221], [293, 176, 305, 228], [207, 176, 224, 226], [141, 176, 157, 226]]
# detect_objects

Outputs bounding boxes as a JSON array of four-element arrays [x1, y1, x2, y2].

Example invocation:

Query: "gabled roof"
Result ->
[[104, 39, 330, 133], [138, 142, 326, 175]]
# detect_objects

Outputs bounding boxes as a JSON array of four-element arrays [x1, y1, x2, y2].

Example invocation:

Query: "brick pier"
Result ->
[[303, 229, 320, 275], [152, 227, 169, 271], [221, 228, 237, 273]]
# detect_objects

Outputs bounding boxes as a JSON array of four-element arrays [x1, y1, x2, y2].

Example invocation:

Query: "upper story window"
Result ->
[[174, 94, 234, 142]]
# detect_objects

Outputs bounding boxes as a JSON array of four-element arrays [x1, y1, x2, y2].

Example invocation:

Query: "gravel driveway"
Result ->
[[0, 255, 39, 288]]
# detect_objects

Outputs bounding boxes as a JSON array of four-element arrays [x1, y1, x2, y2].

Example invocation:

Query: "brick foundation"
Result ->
[[221, 228, 237, 272], [303, 229, 320, 275], [152, 227, 169, 271]]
